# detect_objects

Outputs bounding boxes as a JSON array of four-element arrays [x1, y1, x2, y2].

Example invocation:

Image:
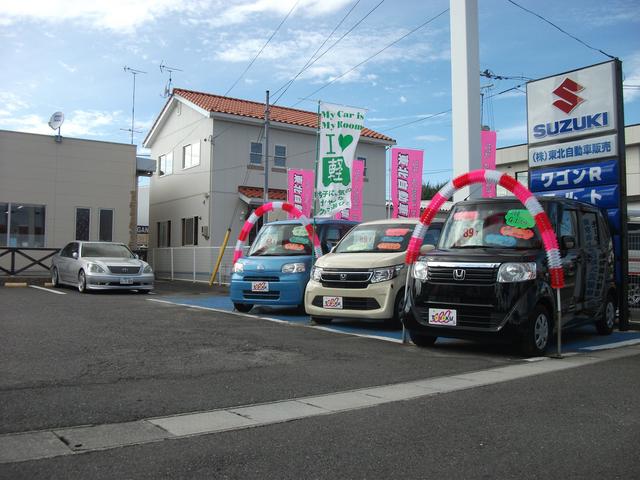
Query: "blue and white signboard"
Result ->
[[528, 134, 617, 168], [530, 160, 619, 191], [539, 185, 618, 209]]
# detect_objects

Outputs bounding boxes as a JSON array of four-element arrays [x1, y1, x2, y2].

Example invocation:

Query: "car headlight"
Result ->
[[88, 263, 105, 273], [143, 264, 153, 273], [232, 262, 244, 273], [282, 262, 305, 273], [371, 264, 404, 283], [311, 266, 323, 282], [497, 262, 536, 283], [412, 261, 428, 280]]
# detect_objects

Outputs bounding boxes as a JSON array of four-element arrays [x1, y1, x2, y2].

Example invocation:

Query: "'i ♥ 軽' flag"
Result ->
[[287, 169, 314, 218], [316, 102, 366, 217], [391, 148, 423, 218]]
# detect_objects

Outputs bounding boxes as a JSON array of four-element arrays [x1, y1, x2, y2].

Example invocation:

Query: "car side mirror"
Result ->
[[561, 235, 576, 251], [420, 244, 435, 255], [72, 252, 79, 259]]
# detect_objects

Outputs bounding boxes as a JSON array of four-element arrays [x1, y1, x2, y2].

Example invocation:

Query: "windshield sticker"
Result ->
[[380, 236, 404, 243], [453, 211, 478, 221], [291, 226, 308, 237], [377, 242, 402, 250], [346, 242, 369, 252], [284, 242, 305, 251], [385, 228, 410, 236], [500, 226, 535, 240], [486, 234, 517, 247], [505, 209, 535, 229], [289, 235, 310, 245]]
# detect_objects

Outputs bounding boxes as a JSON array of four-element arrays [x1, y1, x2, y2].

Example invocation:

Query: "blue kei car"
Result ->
[[230, 218, 357, 312]]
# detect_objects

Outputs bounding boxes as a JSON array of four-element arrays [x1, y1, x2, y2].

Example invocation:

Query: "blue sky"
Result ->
[[1, 0, 639, 189]]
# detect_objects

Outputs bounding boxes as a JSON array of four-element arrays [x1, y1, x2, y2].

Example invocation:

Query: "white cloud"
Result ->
[[0, 109, 123, 137], [415, 134, 447, 142], [58, 61, 77, 73], [623, 52, 640, 103], [496, 123, 527, 142], [399, 95, 407, 103], [0, 92, 29, 113]]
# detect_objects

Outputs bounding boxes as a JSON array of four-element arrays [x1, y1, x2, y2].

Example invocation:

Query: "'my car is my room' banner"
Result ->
[[316, 102, 366, 217]]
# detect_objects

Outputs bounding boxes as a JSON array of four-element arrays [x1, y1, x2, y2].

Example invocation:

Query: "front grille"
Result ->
[[243, 276, 280, 282], [427, 265, 497, 285], [312, 296, 380, 310], [320, 269, 372, 289], [418, 303, 500, 330], [243, 291, 280, 300], [108, 266, 141, 275]]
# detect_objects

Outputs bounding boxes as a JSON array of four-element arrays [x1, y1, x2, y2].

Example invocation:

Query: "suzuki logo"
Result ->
[[453, 269, 466, 281], [552, 78, 585, 114]]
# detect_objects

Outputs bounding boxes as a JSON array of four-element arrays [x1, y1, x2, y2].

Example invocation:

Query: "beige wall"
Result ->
[[0, 130, 137, 248], [147, 100, 391, 249]]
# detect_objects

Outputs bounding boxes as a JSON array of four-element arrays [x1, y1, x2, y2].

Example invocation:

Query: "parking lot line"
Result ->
[[29, 285, 67, 295], [1, 344, 638, 465]]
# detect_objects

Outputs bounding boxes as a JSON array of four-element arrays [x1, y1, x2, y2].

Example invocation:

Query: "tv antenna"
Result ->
[[48, 111, 65, 143], [160, 61, 183, 97], [123, 66, 147, 144]]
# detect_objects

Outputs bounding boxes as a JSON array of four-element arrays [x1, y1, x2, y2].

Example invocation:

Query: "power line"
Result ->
[[506, 0, 615, 60], [293, 8, 449, 107], [271, 0, 382, 105], [381, 109, 451, 133], [224, 0, 301, 97]]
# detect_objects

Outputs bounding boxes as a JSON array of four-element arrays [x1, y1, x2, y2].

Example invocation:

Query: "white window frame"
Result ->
[[250, 142, 263, 165], [182, 142, 200, 170], [357, 156, 367, 177], [274, 144, 287, 168], [158, 152, 173, 177]]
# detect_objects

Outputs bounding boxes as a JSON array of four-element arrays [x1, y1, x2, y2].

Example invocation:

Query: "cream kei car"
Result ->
[[304, 218, 442, 326]]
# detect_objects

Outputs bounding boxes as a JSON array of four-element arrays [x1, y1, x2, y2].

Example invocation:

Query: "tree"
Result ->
[[421, 181, 447, 200]]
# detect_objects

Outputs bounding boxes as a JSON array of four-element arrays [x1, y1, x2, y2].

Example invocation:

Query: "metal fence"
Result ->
[[629, 231, 640, 319], [0, 247, 59, 276], [148, 246, 247, 285]]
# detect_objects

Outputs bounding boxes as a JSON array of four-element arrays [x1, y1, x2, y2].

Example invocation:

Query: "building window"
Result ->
[[250, 142, 263, 164], [99, 209, 113, 242], [157, 221, 171, 247], [159, 152, 173, 176], [75, 207, 91, 241], [357, 156, 367, 177], [181, 216, 198, 246], [274, 145, 286, 167], [183, 142, 200, 169], [0, 203, 46, 247], [515, 170, 529, 187]]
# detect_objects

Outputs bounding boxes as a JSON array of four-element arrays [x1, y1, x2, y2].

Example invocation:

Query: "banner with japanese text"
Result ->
[[287, 169, 314, 219], [481, 130, 497, 197], [316, 102, 366, 217], [390, 148, 423, 218], [333, 159, 364, 221]]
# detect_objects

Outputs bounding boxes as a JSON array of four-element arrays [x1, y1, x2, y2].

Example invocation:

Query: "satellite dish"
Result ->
[[48, 112, 64, 130]]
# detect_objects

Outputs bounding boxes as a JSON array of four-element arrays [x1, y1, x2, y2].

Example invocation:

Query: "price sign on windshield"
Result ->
[[505, 209, 535, 229]]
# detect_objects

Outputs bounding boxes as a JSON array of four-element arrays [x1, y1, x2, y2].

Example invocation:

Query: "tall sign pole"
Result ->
[[450, 0, 482, 202], [264, 90, 270, 223]]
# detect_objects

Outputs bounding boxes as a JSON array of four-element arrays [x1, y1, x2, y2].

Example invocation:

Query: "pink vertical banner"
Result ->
[[481, 130, 497, 197], [391, 148, 423, 218], [287, 169, 314, 219], [333, 159, 364, 221]]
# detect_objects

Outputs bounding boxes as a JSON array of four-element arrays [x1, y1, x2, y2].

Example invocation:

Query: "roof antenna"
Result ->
[[123, 66, 147, 145], [160, 61, 183, 98]]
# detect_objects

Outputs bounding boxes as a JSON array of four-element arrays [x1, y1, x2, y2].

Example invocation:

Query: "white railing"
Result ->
[[148, 246, 247, 285]]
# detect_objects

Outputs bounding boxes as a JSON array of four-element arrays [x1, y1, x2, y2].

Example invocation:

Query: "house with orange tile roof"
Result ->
[[143, 88, 395, 266]]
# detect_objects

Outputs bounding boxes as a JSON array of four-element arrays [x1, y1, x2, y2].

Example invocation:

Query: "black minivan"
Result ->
[[403, 197, 617, 356]]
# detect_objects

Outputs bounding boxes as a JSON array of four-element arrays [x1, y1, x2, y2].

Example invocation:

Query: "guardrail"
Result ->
[[0, 247, 59, 276]]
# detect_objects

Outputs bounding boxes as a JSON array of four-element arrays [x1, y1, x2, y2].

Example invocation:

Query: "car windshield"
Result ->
[[439, 202, 542, 250], [82, 243, 134, 258], [334, 223, 415, 253], [249, 224, 313, 257]]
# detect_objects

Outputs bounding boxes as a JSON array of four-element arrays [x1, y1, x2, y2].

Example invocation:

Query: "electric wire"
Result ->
[[506, 0, 615, 60], [224, 0, 301, 96]]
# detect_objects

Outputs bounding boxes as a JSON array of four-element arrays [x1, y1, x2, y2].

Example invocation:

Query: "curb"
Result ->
[[3, 282, 28, 288]]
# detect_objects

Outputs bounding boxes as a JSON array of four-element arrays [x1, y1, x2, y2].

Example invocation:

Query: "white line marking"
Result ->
[[581, 338, 640, 351], [29, 285, 67, 295]]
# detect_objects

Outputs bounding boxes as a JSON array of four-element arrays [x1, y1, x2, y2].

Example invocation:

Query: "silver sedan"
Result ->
[[51, 241, 154, 293]]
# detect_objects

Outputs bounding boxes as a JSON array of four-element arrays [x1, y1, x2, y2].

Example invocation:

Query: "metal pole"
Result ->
[[556, 288, 562, 358], [131, 73, 136, 145], [170, 248, 174, 281], [401, 264, 413, 344], [264, 90, 270, 223], [193, 248, 196, 282]]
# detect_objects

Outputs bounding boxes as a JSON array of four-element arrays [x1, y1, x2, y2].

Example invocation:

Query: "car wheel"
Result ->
[[233, 303, 253, 313], [409, 330, 437, 347], [311, 316, 332, 325], [384, 292, 404, 329], [596, 294, 616, 335], [51, 267, 59, 288], [628, 284, 640, 307], [77, 270, 88, 293], [521, 304, 551, 356]]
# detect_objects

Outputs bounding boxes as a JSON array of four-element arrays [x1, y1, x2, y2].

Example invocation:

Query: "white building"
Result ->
[[143, 89, 395, 252]]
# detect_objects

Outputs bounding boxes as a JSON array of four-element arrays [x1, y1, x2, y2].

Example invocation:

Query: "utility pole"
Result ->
[[264, 90, 270, 223]]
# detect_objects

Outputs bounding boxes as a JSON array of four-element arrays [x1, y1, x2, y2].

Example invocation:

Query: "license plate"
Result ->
[[323, 296, 343, 309], [120, 278, 134, 285], [428, 308, 457, 326], [251, 281, 269, 292]]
